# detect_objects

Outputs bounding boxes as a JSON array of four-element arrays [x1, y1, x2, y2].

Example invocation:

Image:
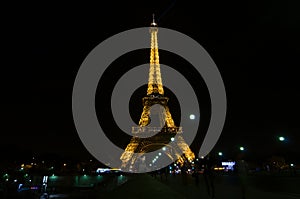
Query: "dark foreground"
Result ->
[[1, 173, 300, 199], [104, 173, 300, 199]]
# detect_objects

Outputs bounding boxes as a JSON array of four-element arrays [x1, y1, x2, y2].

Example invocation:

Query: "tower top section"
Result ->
[[150, 13, 157, 27], [147, 14, 163, 96]]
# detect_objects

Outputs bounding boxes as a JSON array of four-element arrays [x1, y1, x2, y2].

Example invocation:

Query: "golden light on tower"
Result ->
[[120, 16, 195, 170], [147, 14, 164, 96]]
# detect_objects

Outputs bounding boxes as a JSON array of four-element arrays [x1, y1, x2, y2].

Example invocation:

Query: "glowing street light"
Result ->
[[218, 152, 223, 156], [279, 136, 285, 141], [239, 146, 245, 151]]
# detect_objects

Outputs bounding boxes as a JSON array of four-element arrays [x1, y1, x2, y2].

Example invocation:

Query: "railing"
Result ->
[[132, 126, 182, 134]]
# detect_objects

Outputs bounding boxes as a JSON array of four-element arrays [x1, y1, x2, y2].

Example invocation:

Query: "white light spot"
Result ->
[[189, 114, 196, 120], [279, 136, 285, 141]]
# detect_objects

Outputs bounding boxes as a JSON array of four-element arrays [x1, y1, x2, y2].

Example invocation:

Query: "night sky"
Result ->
[[2, 1, 300, 163]]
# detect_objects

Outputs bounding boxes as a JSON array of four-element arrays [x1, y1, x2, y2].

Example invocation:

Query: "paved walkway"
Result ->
[[102, 174, 185, 199], [103, 174, 300, 199], [157, 174, 300, 199]]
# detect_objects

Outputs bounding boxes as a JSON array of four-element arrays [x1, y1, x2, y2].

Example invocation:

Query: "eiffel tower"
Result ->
[[120, 16, 195, 171]]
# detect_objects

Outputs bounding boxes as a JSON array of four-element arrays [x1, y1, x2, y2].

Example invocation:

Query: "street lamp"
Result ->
[[239, 146, 245, 151], [279, 136, 285, 142], [218, 152, 223, 156]]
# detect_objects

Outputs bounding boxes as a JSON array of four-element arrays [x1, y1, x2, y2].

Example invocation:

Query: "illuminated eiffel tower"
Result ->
[[120, 16, 195, 171]]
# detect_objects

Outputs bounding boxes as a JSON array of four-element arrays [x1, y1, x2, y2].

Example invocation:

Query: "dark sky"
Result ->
[[2, 1, 300, 162]]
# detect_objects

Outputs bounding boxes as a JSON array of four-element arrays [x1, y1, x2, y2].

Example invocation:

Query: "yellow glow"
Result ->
[[214, 167, 225, 170], [120, 20, 195, 169], [147, 29, 164, 95]]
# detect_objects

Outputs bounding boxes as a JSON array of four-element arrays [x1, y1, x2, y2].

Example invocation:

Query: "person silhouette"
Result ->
[[181, 161, 188, 185], [192, 163, 200, 186], [235, 154, 249, 199], [202, 154, 215, 199]]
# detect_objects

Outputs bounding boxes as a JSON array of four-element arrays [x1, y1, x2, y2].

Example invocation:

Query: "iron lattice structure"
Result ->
[[120, 17, 195, 171]]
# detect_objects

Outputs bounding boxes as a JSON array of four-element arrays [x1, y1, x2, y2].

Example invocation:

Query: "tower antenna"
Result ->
[[152, 13, 155, 23], [151, 13, 157, 26]]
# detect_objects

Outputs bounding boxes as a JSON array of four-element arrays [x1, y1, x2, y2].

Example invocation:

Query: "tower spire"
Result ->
[[151, 13, 157, 26], [148, 14, 163, 95]]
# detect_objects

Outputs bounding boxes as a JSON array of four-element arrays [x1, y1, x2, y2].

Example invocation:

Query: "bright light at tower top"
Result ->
[[150, 13, 157, 27]]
